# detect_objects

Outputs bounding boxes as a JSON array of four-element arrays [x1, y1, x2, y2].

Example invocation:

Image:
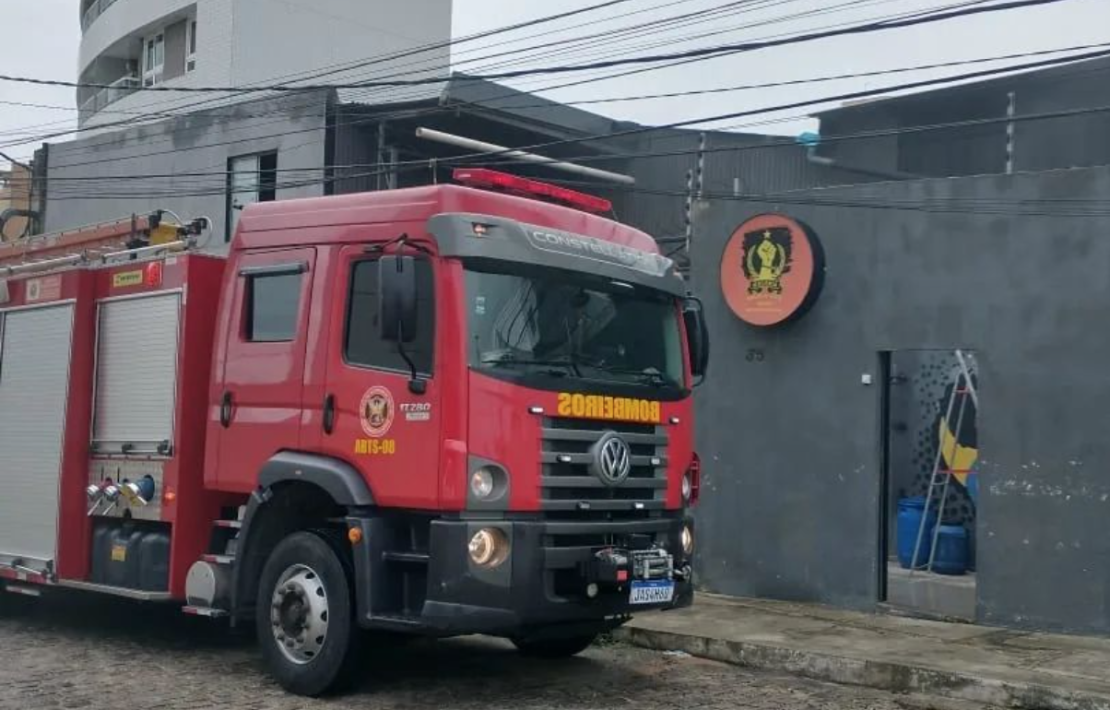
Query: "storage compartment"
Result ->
[[0, 303, 76, 563], [90, 523, 114, 584], [105, 524, 144, 588], [90, 520, 171, 590], [138, 531, 171, 591], [92, 293, 181, 455]]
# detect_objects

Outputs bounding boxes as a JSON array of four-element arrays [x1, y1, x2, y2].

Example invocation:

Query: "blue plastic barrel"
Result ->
[[897, 497, 937, 569], [931, 525, 969, 575]]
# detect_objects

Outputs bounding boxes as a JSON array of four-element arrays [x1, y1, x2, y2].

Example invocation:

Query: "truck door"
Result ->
[[213, 248, 316, 493], [317, 246, 440, 509]]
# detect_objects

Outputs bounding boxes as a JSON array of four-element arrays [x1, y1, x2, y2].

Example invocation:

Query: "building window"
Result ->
[[345, 258, 435, 374], [186, 20, 197, 73], [244, 271, 302, 342], [143, 33, 164, 87], [227, 152, 278, 241]]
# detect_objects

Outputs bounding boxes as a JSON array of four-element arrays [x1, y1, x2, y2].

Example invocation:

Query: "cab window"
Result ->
[[244, 271, 302, 342], [345, 258, 434, 374]]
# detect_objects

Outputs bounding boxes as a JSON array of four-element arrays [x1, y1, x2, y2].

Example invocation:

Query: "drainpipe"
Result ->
[[797, 132, 917, 181]]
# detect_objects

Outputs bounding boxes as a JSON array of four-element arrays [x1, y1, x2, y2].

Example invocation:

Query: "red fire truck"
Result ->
[[0, 170, 708, 695]]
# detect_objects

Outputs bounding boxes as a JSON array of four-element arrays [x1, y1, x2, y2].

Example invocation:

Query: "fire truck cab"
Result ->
[[0, 173, 708, 696]]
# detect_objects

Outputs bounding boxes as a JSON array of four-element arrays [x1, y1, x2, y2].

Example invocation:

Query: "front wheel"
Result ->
[[511, 632, 598, 658], [256, 531, 360, 696]]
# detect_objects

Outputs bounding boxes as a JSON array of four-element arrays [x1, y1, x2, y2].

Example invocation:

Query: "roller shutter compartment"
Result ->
[[93, 293, 181, 454], [0, 303, 75, 564]]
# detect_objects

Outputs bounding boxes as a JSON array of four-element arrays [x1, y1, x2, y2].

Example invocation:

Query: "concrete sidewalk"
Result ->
[[618, 594, 1110, 710]]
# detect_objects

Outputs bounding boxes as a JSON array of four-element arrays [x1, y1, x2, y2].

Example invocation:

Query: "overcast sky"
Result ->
[[0, 0, 1106, 168]]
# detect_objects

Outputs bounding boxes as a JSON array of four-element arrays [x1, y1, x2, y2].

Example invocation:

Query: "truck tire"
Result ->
[[511, 632, 598, 658], [256, 530, 361, 696]]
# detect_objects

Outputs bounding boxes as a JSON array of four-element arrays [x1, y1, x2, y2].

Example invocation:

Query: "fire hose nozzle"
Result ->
[[121, 476, 157, 506]]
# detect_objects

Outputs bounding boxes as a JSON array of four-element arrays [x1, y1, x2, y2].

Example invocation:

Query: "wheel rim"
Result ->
[[269, 563, 330, 665]]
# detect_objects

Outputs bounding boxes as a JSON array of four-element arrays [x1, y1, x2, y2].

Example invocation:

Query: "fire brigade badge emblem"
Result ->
[[742, 228, 792, 295], [359, 386, 395, 438]]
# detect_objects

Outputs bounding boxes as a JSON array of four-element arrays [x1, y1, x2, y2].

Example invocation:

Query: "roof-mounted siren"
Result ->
[[453, 168, 612, 215], [414, 127, 634, 215]]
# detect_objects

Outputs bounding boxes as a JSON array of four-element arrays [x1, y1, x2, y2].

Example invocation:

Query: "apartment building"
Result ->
[[77, 0, 453, 128]]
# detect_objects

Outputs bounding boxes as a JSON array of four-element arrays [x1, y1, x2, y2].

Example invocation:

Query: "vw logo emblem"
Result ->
[[591, 432, 632, 486]]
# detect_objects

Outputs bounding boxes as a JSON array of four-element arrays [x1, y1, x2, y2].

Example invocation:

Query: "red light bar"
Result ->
[[452, 168, 612, 215]]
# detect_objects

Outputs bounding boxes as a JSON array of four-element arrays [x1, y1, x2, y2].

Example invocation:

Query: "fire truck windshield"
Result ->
[[464, 264, 685, 393]]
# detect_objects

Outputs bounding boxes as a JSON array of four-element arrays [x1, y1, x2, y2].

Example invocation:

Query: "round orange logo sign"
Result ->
[[720, 214, 825, 327], [359, 386, 395, 438]]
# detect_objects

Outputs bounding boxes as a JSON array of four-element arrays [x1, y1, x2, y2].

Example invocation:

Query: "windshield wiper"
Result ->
[[581, 362, 678, 388], [480, 355, 576, 378]]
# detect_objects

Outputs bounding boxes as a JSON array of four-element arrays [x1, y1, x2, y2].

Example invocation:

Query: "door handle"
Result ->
[[220, 391, 233, 428], [323, 394, 336, 435]]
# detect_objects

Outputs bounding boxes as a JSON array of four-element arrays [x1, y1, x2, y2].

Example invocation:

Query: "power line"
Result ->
[[36, 97, 1110, 204], [5, 0, 893, 161], [31, 4, 1093, 174], [12, 0, 851, 150], [33, 45, 1110, 183], [0, 0, 1013, 161], [0, 0, 773, 151], [2, 0, 647, 147], [0, 0, 1073, 96]]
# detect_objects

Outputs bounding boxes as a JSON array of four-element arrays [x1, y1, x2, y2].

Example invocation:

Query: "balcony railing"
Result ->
[[81, 0, 120, 32], [78, 75, 140, 124]]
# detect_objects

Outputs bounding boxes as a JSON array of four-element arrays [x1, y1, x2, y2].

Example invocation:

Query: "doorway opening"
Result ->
[[880, 349, 979, 620]]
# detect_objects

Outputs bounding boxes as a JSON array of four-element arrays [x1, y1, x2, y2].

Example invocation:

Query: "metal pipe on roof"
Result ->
[[414, 127, 636, 185]]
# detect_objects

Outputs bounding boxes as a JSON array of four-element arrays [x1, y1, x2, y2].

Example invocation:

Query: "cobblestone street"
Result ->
[[0, 594, 970, 710]]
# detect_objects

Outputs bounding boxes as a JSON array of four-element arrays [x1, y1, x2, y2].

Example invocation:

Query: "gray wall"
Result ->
[[233, 0, 451, 96], [618, 131, 868, 268], [693, 165, 1110, 633], [41, 91, 332, 249], [817, 56, 1110, 179]]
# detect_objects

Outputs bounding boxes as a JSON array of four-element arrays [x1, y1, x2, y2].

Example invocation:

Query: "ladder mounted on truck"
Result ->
[[0, 211, 210, 277]]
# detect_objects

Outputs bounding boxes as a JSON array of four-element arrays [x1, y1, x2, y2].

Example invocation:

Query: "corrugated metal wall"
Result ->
[[817, 56, 1110, 179], [616, 129, 874, 269]]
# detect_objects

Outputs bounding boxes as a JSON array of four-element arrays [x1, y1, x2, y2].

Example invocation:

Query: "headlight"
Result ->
[[468, 528, 510, 568], [681, 473, 692, 502], [470, 468, 495, 500], [681, 525, 695, 556]]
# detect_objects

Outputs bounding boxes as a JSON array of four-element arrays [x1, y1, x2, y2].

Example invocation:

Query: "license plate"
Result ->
[[629, 580, 675, 605]]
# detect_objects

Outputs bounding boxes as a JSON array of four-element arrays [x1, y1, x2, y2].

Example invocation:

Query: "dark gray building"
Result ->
[[692, 163, 1110, 635], [815, 55, 1110, 178]]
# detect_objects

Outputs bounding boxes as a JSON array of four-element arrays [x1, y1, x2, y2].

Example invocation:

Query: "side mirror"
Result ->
[[379, 256, 418, 343], [683, 297, 710, 386]]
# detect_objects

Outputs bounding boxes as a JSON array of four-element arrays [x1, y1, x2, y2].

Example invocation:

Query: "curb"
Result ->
[[616, 626, 1110, 710]]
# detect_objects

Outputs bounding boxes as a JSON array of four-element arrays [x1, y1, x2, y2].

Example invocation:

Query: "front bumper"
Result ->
[[352, 514, 693, 636]]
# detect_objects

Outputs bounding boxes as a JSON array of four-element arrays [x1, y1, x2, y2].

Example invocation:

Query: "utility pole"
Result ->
[[682, 132, 706, 275]]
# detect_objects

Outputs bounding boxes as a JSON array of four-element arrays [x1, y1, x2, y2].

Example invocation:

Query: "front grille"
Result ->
[[540, 417, 668, 514]]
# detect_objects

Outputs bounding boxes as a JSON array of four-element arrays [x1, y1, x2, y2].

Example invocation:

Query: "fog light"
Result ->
[[468, 528, 510, 568], [586, 583, 599, 598], [470, 468, 495, 500], [681, 474, 692, 502], [681, 525, 694, 556]]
